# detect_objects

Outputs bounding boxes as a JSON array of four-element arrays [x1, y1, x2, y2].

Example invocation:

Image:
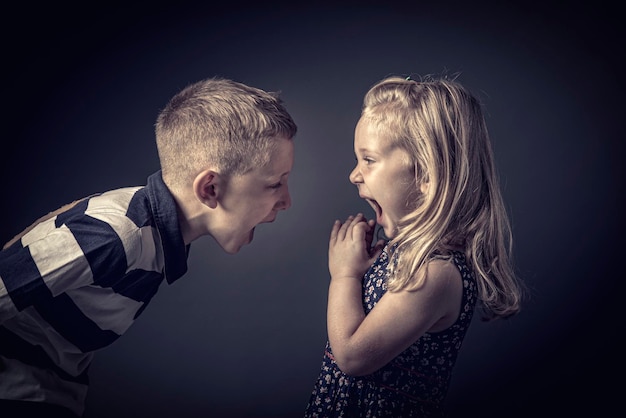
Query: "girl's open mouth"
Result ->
[[366, 198, 383, 224]]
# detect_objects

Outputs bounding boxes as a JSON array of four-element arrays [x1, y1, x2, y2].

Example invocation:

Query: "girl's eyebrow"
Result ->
[[357, 147, 385, 157]]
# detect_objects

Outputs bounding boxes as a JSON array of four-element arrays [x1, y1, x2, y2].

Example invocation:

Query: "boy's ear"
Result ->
[[193, 168, 221, 209]]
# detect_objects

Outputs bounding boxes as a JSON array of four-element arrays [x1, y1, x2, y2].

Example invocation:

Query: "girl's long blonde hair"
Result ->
[[362, 75, 523, 320]]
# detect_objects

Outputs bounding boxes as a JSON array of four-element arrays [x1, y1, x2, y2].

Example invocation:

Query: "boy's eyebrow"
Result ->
[[263, 170, 290, 181]]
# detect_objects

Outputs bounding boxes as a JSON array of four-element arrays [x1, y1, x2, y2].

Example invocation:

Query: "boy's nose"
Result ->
[[277, 186, 292, 210]]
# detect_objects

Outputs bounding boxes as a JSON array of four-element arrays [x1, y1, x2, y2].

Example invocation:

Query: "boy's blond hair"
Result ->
[[155, 77, 297, 191]]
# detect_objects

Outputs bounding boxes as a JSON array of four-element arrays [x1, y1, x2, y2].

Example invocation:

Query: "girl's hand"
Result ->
[[328, 213, 385, 280]]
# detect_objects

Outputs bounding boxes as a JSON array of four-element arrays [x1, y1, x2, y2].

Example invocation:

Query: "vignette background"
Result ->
[[2, 1, 622, 416]]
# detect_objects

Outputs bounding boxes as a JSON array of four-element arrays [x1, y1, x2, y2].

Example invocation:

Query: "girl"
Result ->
[[304, 75, 524, 417]]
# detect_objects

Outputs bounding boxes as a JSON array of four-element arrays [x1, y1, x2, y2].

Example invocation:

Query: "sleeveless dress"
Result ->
[[304, 244, 477, 417]]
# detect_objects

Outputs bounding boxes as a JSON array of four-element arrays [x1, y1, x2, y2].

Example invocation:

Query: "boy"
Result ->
[[0, 77, 297, 417]]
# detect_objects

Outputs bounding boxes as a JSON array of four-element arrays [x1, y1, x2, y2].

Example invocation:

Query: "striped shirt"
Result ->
[[0, 171, 189, 416]]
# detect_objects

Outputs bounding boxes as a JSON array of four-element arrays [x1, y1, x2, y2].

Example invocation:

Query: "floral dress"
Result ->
[[304, 244, 477, 417]]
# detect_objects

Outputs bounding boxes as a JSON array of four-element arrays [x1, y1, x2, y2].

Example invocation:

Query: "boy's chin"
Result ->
[[220, 230, 254, 254], [222, 246, 241, 255]]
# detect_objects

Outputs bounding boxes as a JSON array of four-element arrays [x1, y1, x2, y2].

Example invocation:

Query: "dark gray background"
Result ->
[[2, 1, 622, 417]]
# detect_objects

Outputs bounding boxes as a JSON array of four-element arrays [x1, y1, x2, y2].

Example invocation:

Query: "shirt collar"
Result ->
[[146, 171, 189, 284]]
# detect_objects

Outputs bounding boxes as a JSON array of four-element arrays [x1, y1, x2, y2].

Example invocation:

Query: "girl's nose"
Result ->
[[349, 165, 362, 184]]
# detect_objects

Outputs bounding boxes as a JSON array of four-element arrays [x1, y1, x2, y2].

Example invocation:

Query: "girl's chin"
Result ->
[[382, 227, 396, 239], [380, 219, 398, 239]]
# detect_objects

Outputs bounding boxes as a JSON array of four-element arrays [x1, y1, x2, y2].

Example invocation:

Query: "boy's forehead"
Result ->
[[258, 139, 294, 177]]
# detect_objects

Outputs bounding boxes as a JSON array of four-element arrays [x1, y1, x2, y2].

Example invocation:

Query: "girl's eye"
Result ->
[[269, 182, 282, 189], [363, 157, 374, 165]]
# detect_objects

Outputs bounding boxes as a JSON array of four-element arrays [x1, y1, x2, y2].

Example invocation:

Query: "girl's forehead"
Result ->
[[355, 118, 394, 150]]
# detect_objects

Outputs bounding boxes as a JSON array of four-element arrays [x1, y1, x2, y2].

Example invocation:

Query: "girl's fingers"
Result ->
[[330, 213, 368, 243], [351, 217, 370, 241], [352, 213, 364, 224], [346, 213, 363, 233], [329, 219, 341, 244], [335, 215, 353, 241]]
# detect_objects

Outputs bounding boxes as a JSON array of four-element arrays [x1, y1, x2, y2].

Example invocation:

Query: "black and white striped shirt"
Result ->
[[0, 171, 189, 416]]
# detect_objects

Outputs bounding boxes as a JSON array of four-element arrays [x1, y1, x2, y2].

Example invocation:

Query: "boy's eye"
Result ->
[[269, 182, 282, 189], [363, 157, 374, 164]]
